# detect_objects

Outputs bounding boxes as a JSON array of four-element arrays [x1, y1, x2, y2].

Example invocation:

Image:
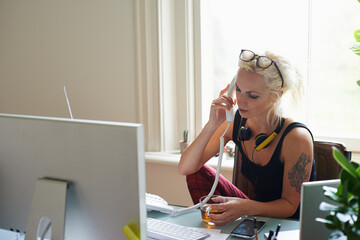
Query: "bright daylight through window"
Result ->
[[200, 0, 360, 145]]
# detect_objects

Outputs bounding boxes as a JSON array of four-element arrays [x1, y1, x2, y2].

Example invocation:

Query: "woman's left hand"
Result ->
[[208, 196, 248, 226]]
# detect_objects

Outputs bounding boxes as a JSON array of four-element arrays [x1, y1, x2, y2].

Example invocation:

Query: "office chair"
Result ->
[[313, 140, 351, 181], [232, 141, 352, 198]]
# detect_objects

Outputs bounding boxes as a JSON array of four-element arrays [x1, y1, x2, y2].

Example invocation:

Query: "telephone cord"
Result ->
[[171, 122, 230, 216]]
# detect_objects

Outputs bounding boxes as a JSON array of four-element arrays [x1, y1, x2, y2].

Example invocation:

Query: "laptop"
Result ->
[[299, 179, 340, 240]]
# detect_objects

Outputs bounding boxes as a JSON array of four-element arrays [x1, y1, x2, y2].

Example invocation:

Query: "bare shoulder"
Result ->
[[282, 122, 313, 151], [281, 121, 314, 193], [281, 121, 314, 166]]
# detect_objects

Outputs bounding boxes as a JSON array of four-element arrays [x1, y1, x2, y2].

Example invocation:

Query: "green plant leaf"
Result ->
[[183, 130, 189, 142], [323, 186, 344, 203], [316, 217, 333, 225], [341, 179, 349, 202], [357, 80, 360, 87], [324, 185, 338, 194], [325, 215, 342, 230], [340, 163, 360, 195], [333, 147, 359, 179], [355, 29, 360, 42], [344, 221, 360, 240], [353, 182, 360, 195], [340, 172, 357, 196], [319, 201, 342, 212], [348, 198, 358, 207], [329, 230, 346, 240], [350, 42, 360, 56], [338, 206, 358, 217], [321, 204, 353, 216]]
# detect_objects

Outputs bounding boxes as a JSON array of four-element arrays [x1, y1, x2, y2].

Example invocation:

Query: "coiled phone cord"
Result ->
[[171, 122, 231, 216]]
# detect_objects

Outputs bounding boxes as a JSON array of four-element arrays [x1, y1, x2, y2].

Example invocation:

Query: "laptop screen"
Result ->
[[299, 179, 340, 240]]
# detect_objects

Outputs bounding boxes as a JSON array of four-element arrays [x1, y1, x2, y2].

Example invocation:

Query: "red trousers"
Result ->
[[186, 165, 249, 204]]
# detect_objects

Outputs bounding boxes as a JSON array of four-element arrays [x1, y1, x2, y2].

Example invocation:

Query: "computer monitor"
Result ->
[[0, 113, 146, 239]]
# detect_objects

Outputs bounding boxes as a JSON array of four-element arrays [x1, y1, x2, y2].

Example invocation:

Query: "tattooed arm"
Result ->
[[280, 127, 314, 216], [288, 153, 311, 193]]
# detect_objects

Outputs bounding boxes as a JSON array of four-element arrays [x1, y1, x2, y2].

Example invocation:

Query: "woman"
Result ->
[[178, 49, 315, 226]]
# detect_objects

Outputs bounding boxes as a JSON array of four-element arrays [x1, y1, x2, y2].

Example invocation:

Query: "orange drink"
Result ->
[[199, 195, 225, 225]]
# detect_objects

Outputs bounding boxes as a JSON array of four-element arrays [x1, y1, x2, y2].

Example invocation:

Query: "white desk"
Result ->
[[148, 207, 300, 240], [1, 208, 299, 239]]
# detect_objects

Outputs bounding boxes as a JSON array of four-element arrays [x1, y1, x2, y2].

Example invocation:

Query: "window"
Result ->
[[138, 0, 360, 155], [199, 0, 360, 151], [309, 0, 360, 139], [200, 0, 309, 124]]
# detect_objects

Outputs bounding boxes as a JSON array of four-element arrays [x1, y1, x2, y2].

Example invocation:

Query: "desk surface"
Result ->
[[148, 207, 299, 239], [1, 207, 299, 240]]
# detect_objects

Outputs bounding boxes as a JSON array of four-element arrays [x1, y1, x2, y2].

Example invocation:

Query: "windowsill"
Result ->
[[145, 151, 235, 170], [146, 151, 360, 167]]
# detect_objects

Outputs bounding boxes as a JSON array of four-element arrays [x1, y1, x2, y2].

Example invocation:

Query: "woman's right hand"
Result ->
[[179, 84, 235, 175], [208, 84, 235, 128]]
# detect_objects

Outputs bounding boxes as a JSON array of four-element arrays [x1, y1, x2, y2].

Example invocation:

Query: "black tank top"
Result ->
[[232, 110, 316, 219]]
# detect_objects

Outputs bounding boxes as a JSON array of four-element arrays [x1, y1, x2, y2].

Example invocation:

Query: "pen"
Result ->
[[274, 224, 281, 239], [267, 230, 274, 240], [253, 218, 258, 240]]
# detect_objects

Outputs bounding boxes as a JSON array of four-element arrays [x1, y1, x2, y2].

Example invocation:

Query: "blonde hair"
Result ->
[[238, 50, 303, 128]]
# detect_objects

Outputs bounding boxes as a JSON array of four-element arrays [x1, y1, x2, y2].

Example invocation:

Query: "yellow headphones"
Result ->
[[237, 117, 284, 151]]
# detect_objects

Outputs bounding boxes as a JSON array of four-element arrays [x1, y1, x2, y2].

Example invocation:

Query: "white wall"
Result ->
[[0, 0, 194, 205], [146, 153, 235, 206], [0, 0, 234, 205], [0, 0, 138, 123]]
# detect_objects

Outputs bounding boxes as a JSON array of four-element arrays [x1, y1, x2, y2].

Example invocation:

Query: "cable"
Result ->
[[63, 86, 73, 119], [171, 122, 231, 216], [40, 222, 51, 240]]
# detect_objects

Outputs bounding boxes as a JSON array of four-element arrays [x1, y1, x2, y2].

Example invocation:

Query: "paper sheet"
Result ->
[[264, 229, 299, 240], [190, 227, 229, 240]]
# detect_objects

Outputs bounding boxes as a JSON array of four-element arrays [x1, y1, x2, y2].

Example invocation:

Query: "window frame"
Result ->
[[135, 0, 200, 152]]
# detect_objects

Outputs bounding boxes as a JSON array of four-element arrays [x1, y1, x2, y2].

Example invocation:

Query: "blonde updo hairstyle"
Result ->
[[238, 50, 303, 128]]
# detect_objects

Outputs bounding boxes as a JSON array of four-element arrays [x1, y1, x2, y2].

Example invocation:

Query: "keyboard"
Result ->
[[147, 217, 210, 240], [146, 193, 175, 214]]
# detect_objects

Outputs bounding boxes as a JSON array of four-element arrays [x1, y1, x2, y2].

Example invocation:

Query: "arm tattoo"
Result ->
[[288, 153, 311, 193]]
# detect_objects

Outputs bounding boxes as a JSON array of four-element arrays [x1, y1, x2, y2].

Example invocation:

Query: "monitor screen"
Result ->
[[0, 113, 146, 239]]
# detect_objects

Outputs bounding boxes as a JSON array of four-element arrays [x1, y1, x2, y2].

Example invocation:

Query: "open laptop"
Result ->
[[299, 179, 340, 240]]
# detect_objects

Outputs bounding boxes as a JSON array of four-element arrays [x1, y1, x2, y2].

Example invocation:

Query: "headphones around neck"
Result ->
[[238, 117, 284, 151]]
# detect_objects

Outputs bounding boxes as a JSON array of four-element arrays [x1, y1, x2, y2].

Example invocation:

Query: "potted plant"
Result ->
[[179, 130, 191, 153], [316, 147, 360, 239]]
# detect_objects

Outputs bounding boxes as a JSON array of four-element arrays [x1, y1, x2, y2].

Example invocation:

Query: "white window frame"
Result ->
[[135, 0, 201, 152], [135, 0, 360, 160]]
